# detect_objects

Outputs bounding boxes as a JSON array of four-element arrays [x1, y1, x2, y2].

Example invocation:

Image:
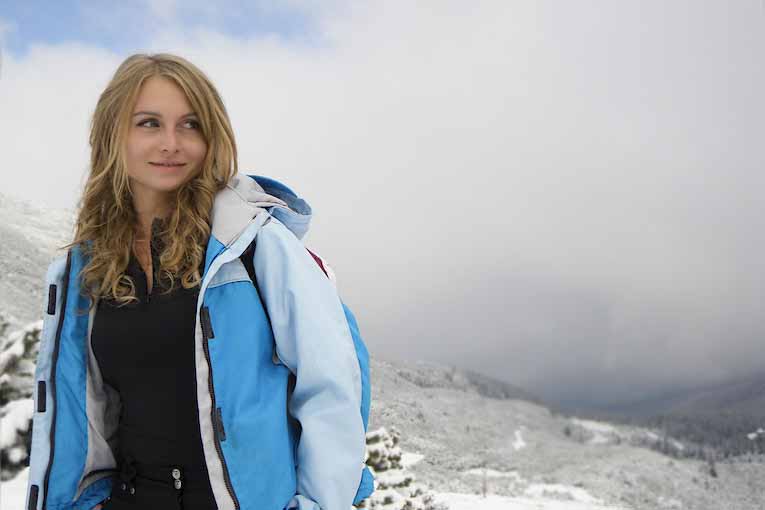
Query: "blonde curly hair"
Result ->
[[61, 53, 238, 309]]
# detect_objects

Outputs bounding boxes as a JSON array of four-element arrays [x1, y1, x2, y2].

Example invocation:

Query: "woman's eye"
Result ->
[[136, 119, 200, 129]]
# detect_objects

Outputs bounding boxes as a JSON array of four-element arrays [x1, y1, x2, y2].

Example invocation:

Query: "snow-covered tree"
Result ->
[[1, 398, 34, 480], [0, 316, 40, 405], [358, 426, 447, 510], [0, 316, 41, 480]]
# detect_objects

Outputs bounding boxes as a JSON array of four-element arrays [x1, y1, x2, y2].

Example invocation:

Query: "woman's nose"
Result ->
[[159, 128, 180, 153]]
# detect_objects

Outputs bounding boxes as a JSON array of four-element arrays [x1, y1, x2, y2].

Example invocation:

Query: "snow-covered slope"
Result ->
[[368, 358, 765, 510], [0, 192, 74, 326]]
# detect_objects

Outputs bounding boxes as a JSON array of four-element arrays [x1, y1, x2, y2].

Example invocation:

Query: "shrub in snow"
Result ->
[[359, 426, 446, 510], [1, 398, 34, 480], [0, 317, 41, 480], [0, 318, 41, 406]]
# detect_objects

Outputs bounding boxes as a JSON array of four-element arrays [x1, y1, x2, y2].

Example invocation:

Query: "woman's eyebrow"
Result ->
[[132, 111, 197, 118]]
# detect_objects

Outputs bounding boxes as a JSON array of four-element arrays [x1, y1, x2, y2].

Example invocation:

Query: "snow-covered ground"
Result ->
[[569, 417, 617, 445], [524, 483, 602, 504], [2, 469, 631, 510], [432, 491, 630, 510], [401, 451, 425, 468], [3, 467, 29, 510], [462, 468, 523, 482]]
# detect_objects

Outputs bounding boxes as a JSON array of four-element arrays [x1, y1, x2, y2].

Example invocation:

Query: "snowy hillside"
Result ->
[[368, 358, 765, 510], [0, 192, 74, 326]]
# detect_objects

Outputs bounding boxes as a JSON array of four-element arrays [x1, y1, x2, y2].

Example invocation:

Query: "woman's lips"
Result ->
[[149, 162, 186, 172]]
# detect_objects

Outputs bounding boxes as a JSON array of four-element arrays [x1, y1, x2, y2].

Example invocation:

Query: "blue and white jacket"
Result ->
[[26, 174, 374, 510]]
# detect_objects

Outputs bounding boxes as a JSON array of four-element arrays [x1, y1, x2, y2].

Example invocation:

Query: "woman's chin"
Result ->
[[131, 173, 191, 194]]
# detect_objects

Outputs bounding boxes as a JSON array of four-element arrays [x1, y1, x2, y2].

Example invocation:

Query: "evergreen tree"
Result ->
[[358, 426, 447, 510]]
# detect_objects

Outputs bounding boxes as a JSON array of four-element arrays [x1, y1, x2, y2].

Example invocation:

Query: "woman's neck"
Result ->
[[132, 194, 173, 241]]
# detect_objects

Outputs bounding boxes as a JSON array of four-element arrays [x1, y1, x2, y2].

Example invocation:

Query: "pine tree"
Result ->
[[358, 426, 447, 510]]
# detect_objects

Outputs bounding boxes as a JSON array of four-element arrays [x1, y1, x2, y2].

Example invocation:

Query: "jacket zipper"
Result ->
[[196, 219, 266, 510], [200, 305, 240, 509], [41, 249, 72, 509]]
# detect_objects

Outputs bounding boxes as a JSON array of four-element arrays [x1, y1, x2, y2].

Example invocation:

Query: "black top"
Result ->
[[90, 225, 213, 496]]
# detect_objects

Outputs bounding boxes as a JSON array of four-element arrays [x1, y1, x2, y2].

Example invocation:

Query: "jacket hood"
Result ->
[[209, 173, 313, 247]]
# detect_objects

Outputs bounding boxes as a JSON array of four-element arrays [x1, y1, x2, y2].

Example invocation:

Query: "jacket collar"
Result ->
[[210, 173, 313, 247]]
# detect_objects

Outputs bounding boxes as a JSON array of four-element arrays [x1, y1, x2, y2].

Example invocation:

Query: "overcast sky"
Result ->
[[1, 1, 763, 409]]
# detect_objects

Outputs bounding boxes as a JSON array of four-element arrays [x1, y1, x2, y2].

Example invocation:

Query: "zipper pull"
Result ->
[[47, 284, 57, 315], [216, 407, 227, 441], [201, 306, 215, 340]]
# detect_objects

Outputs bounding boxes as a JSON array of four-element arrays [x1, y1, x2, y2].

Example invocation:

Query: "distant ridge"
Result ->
[[590, 371, 765, 419], [384, 358, 544, 405]]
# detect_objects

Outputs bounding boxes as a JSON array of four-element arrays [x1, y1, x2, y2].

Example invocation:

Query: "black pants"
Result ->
[[102, 454, 217, 510]]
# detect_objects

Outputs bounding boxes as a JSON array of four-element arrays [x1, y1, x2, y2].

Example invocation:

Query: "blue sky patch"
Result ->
[[1, 1, 323, 57]]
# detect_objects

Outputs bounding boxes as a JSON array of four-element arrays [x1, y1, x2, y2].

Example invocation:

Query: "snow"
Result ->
[[669, 439, 685, 451], [589, 434, 611, 445], [570, 418, 617, 445], [512, 428, 526, 451], [431, 491, 630, 510], [0, 329, 25, 371], [401, 451, 425, 468], [7, 445, 26, 463], [463, 468, 523, 482], [376, 470, 413, 487], [657, 496, 683, 509], [569, 418, 616, 434], [524, 483, 601, 504], [0, 399, 33, 448], [3, 467, 29, 510]]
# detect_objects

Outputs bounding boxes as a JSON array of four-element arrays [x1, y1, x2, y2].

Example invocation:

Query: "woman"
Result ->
[[25, 53, 374, 510]]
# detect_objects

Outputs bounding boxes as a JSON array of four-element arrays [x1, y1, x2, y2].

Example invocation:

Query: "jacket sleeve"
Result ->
[[252, 215, 366, 510]]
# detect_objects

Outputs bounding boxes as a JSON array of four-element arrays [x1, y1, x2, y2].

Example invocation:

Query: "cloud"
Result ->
[[145, 0, 179, 20], [0, 16, 16, 50], [1, 1, 764, 407]]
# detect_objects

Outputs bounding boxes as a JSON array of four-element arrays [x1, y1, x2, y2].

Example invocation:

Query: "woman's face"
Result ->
[[125, 75, 207, 200]]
